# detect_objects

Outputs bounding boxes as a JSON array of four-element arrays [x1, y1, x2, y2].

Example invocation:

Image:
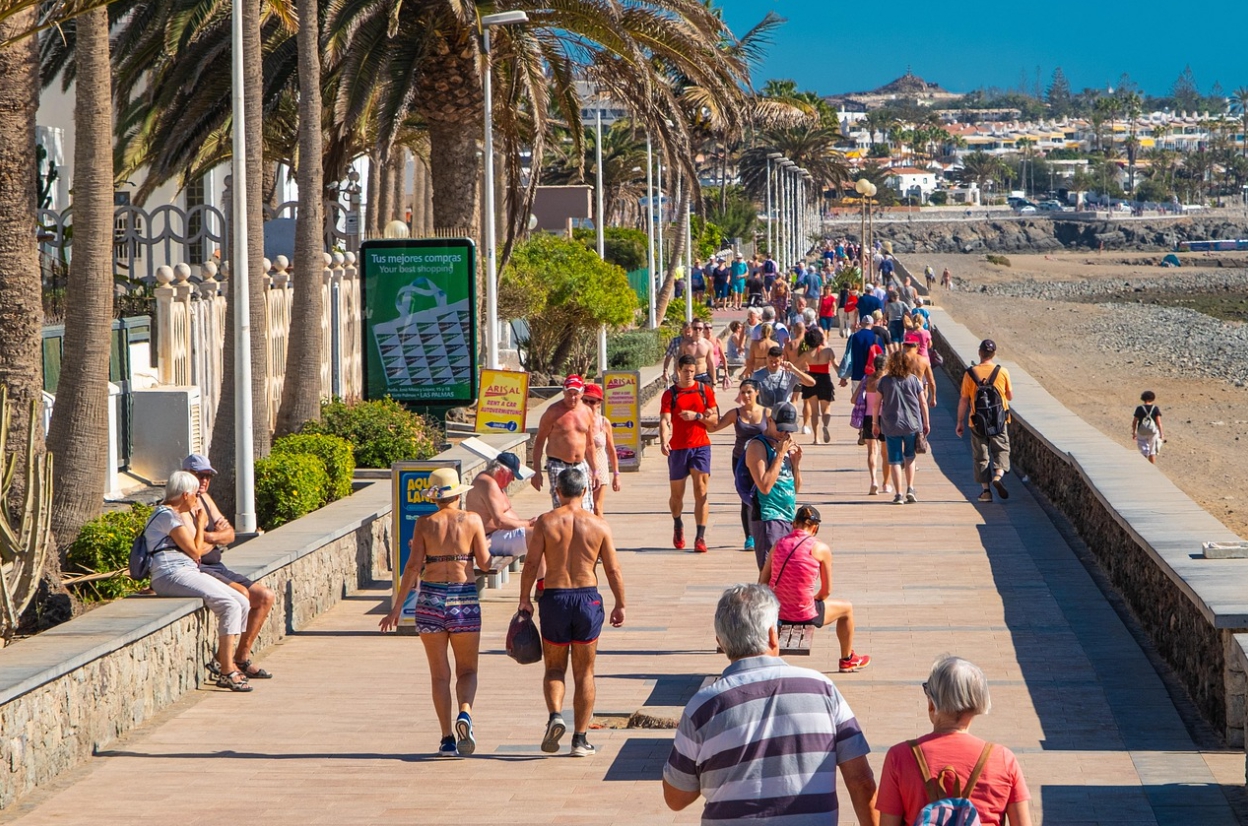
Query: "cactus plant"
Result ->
[[0, 385, 55, 643]]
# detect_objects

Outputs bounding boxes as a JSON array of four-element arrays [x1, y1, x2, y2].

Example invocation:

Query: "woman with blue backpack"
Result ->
[[876, 655, 1032, 826]]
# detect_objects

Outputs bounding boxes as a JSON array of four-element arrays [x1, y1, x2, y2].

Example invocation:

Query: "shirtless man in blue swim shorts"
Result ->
[[519, 467, 626, 758]]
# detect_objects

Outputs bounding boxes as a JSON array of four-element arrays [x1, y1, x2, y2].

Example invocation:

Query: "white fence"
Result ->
[[151, 253, 363, 452]]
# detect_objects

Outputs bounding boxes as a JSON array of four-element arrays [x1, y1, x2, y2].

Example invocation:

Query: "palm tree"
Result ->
[[1234, 87, 1248, 157], [0, 8, 65, 620], [44, 5, 114, 548], [958, 150, 1004, 201], [275, 0, 325, 435]]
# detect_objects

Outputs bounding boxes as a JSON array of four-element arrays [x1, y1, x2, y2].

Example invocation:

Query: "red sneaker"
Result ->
[[838, 652, 871, 673], [673, 525, 685, 550], [694, 537, 708, 553]]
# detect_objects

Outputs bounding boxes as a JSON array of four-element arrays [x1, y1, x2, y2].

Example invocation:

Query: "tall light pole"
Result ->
[[480, 10, 529, 370], [683, 175, 693, 324], [645, 135, 656, 328], [656, 154, 664, 293], [230, 0, 255, 532], [778, 159, 793, 269], [594, 101, 607, 376], [766, 153, 782, 257]]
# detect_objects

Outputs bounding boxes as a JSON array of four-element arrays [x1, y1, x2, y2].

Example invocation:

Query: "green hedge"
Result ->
[[255, 452, 330, 530], [301, 397, 440, 468], [66, 503, 154, 601], [272, 433, 356, 503], [664, 298, 712, 326], [607, 329, 667, 371]]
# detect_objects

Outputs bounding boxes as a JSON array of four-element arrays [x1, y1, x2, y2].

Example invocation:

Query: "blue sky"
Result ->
[[715, 0, 1248, 99]]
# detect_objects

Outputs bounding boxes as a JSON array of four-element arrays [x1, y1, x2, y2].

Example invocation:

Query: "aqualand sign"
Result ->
[[475, 369, 529, 434]]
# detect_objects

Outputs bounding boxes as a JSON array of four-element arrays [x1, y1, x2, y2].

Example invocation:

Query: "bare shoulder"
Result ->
[[813, 540, 833, 559]]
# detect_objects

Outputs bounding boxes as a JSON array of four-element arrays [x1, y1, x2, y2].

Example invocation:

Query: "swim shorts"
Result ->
[[414, 581, 482, 635], [668, 445, 712, 481], [488, 527, 528, 558], [545, 457, 594, 510], [539, 587, 605, 645]]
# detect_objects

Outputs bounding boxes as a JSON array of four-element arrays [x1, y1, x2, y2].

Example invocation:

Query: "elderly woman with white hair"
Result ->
[[147, 471, 254, 692], [876, 655, 1032, 826]]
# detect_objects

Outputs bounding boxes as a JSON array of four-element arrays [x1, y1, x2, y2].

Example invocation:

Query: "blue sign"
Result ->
[[390, 460, 460, 629]]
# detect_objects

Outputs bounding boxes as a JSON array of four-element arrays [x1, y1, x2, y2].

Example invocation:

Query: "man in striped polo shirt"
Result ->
[[662, 584, 879, 825]]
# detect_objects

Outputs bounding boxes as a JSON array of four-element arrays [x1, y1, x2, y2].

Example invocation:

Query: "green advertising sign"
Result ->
[[360, 238, 478, 404]]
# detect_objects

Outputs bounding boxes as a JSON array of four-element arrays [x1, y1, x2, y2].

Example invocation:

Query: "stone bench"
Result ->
[[474, 555, 522, 591], [777, 624, 815, 655]]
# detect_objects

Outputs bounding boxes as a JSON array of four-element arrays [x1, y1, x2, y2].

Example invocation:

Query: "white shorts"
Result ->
[[488, 527, 528, 558], [1136, 437, 1160, 458]]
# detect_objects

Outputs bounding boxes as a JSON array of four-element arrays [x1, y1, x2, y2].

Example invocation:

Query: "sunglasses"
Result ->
[[195, 472, 214, 481], [584, 398, 601, 405]]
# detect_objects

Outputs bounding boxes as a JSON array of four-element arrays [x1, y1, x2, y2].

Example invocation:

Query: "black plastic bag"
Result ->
[[505, 610, 542, 664]]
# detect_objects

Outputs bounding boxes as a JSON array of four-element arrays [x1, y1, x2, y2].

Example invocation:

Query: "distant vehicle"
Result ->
[[1014, 204, 1037, 214], [1007, 196, 1028, 208], [1036, 201, 1065, 212]]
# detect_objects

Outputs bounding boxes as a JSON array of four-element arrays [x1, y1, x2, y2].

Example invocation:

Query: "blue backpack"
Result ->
[[908, 740, 994, 826], [128, 506, 176, 580]]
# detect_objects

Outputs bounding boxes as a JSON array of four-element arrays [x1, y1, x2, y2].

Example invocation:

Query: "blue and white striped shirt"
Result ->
[[664, 655, 869, 824]]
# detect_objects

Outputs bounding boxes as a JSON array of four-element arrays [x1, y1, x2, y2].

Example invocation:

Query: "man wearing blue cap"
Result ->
[[183, 454, 277, 680]]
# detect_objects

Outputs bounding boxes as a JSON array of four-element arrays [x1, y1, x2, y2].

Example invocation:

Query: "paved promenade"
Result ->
[[5, 368, 1242, 825]]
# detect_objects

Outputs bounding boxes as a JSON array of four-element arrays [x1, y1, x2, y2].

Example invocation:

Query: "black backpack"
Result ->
[[968, 365, 1007, 437], [668, 381, 709, 408]]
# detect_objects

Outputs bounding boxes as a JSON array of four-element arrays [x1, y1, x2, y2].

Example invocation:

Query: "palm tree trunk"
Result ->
[[275, 0, 325, 436], [0, 14, 68, 626], [412, 155, 427, 235], [210, 0, 270, 520], [390, 154, 405, 227], [47, 5, 113, 549], [654, 185, 689, 321], [365, 152, 380, 238]]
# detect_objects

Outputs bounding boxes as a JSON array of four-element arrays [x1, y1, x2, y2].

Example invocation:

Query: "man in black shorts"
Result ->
[[519, 468, 626, 757]]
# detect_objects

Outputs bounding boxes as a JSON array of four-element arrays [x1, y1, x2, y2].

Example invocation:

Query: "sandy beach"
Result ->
[[913, 250, 1248, 540]]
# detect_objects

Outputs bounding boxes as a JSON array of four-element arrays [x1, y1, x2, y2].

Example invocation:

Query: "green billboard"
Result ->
[[360, 238, 478, 404]]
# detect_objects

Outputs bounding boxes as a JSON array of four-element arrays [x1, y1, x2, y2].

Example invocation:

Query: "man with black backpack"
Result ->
[[956, 340, 1014, 503]]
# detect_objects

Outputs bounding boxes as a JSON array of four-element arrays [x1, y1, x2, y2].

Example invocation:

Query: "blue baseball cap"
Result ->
[[182, 454, 216, 475]]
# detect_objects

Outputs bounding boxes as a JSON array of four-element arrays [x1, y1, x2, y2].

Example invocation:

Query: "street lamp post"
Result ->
[[645, 135, 656, 328], [480, 10, 529, 370], [766, 153, 783, 257], [230, 0, 255, 532], [778, 159, 793, 269], [594, 102, 607, 376], [656, 154, 664, 295], [853, 178, 877, 290]]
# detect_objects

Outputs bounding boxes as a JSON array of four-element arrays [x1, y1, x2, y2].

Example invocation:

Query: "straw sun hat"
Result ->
[[423, 467, 472, 501]]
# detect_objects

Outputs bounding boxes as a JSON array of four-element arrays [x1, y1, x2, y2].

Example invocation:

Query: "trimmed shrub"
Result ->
[[664, 298, 712, 326], [272, 433, 356, 503], [302, 397, 440, 468], [66, 503, 154, 600], [607, 329, 667, 371], [255, 453, 329, 530]]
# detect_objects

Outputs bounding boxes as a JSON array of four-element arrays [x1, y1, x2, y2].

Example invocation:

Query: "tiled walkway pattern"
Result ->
[[5, 368, 1241, 825]]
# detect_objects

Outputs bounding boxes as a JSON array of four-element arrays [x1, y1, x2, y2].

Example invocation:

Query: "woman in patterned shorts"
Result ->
[[380, 467, 490, 758]]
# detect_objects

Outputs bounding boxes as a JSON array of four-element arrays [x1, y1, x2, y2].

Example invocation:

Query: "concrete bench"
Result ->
[[474, 555, 515, 590], [777, 623, 815, 656]]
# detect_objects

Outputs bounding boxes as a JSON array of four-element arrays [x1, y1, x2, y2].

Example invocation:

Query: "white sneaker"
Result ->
[[802, 426, 812, 435]]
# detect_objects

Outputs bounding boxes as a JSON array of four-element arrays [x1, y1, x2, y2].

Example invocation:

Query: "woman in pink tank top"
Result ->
[[759, 506, 870, 673]]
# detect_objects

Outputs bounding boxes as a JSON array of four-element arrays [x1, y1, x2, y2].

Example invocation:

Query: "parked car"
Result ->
[[1014, 204, 1037, 214], [1037, 201, 1064, 212]]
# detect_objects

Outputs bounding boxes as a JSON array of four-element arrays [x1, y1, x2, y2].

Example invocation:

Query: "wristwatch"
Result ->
[[695, 412, 704, 421]]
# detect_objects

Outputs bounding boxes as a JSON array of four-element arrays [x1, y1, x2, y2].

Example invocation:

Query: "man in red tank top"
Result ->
[[759, 505, 870, 673]]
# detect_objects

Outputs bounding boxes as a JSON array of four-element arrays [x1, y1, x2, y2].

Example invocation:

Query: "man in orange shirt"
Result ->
[[956, 339, 1013, 503]]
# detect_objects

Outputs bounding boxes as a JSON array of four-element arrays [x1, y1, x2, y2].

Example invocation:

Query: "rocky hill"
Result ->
[[878, 217, 1248, 254]]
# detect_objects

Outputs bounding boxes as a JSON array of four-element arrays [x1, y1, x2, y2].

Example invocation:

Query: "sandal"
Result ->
[[217, 670, 254, 692], [235, 658, 273, 679]]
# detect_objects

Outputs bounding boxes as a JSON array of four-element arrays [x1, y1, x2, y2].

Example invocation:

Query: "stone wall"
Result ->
[[0, 434, 525, 810], [928, 314, 1248, 752], [881, 216, 1248, 254]]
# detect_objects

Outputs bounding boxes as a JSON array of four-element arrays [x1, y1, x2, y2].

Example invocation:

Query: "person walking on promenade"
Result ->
[[874, 350, 930, 505], [582, 384, 621, 515], [660, 355, 719, 552], [819, 284, 838, 335], [702, 322, 729, 387], [884, 289, 911, 351], [663, 320, 712, 383], [730, 253, 748, 310], [531, 374, 598, 510], [941, 267, 952, 289], [662, 584, 879, 825], [745, 323, 776, 376], [744, 402, 802, 569], [924, 264, 936, 291], [379, 467, 490, 757], [752, 345, 816, 409], [903, 339, 938, 410], [859, 354, 888, 495], [840, 286, 859, 337], [148, 471, 254, 693], [839, 315, 885, 397], [1132, 390, 1165, 464], [761, 505, 870, 672], [797, 327, 838, 443], [876, 655, 1031, 826], [956, 340, 1013, 503], [709, 378, 768, 554], [181, 454, 276, 681], [519, 468, 626, 758]]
